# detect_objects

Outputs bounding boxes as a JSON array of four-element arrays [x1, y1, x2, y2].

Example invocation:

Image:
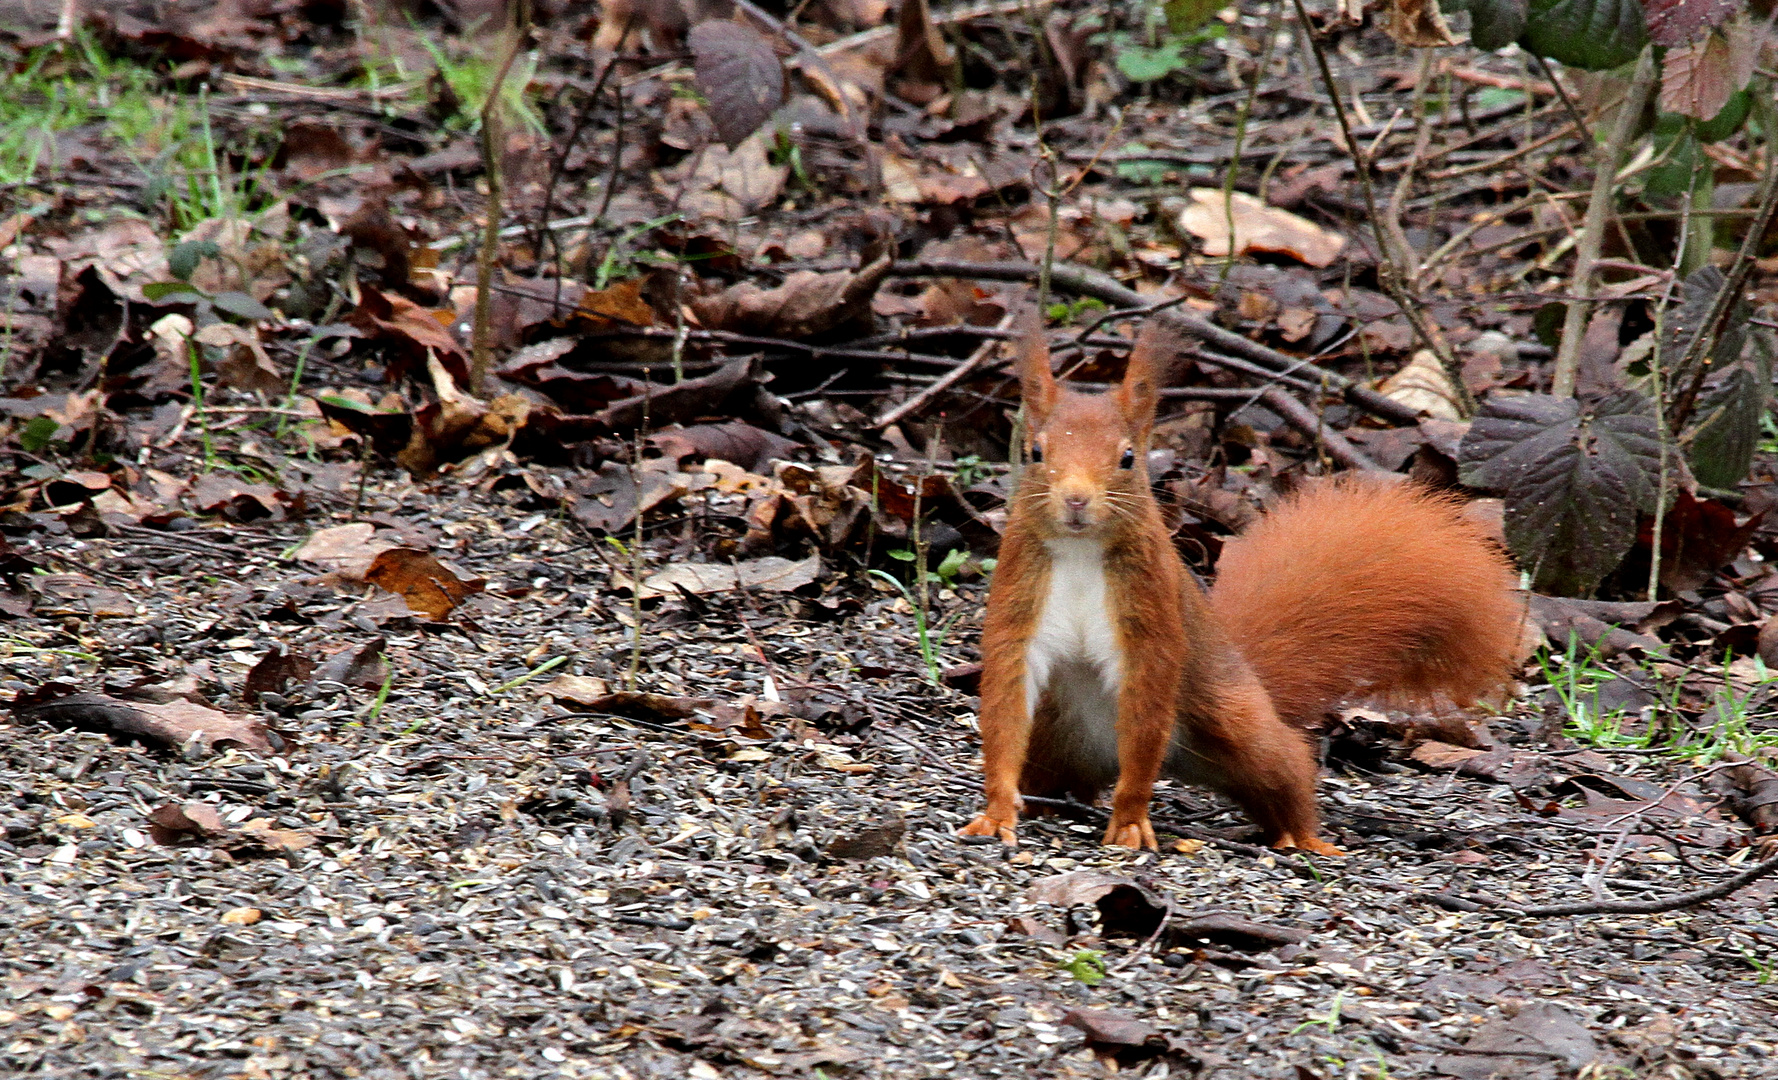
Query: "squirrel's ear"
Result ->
[[1117, 321, 1177, 428], [1015, 311, 1058, 423]]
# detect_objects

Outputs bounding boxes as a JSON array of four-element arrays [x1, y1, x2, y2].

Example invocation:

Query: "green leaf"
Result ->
[[1163, 0, 1223, 34], [1663, 266, 1749, 377], [1117, 41, 1189, 83], [887, 548, 917, 562], [1458, 391, 1667, 596], [1644, 122, 1703, 198], [1521, 0, 1646, 71], [211, 291, 273, 321], [1061, 950, 1107, 986], [1467, 0, 1528, 50], [167, 239, 221, 281], [934, 548, 969, 581], [143, 280, 205, 303], [19, 415, 61, 453], [1695, 87, 1752, 143], [1687, 338, 1771, 488], [316, 394, 376, 413]]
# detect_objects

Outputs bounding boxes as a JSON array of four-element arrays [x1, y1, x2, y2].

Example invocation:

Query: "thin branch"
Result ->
[[1287, 0, 1473, 415], [470, 2, 533, 395], [1551, 45, 1656, 398]]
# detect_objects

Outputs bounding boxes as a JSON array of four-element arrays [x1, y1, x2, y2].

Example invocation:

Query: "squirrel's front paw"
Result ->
[[959, 814, 1019, 845], [1102, 816, 1158, 851]]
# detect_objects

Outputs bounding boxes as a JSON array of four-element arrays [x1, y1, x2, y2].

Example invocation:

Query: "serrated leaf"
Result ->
[[143, 281, 205, 303], [1658, 26, 1756, 121], [167, 239, 221, 282], [1521, 0, 1646, 70], [1458, 392, 1667, 596], [212, 291, 274, 321], [1468, 0, 1529, 49], [1645, 0, 1739, 47], [1686, 337, 1771, 488], [688, 20, 785, 151], [1662, 265, 1748, 375]]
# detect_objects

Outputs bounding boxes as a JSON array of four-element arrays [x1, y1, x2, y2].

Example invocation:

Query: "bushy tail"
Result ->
[[1208, 477, 1525, 726]]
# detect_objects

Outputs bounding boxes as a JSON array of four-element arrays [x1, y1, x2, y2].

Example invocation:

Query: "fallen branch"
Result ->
[[1259, 387, 1380, 471], [1426, 851, 1778, 917], [887, 258, 1424, 425]]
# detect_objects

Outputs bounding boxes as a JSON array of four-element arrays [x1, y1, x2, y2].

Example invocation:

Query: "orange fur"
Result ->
[[960, 318, 1522, 854]]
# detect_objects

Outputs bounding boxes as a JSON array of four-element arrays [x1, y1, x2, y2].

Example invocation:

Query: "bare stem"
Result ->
[[1288, 0, 1472, 415], [470, 2, 533, 395], [1551, 45, 1656, 398]]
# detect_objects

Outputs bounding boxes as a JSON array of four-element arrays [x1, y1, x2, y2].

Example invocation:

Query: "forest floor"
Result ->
[[2, 0, 1778, 1078]]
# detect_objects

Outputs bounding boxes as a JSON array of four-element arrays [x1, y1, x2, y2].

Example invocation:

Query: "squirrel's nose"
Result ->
[[1064, 496, 1089, 512]]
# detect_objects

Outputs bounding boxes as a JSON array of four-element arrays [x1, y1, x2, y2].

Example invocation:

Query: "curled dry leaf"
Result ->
[[1026, 871, 1170, 938], [1382, 0, 1460, 46], [541, 674, 611, 707], [364, 548, 486, 620], [147, 802, 228, 844], [1379, 349, 1464, 420], [308, 639, 391, 693], [1176, 189, 1346, 268]]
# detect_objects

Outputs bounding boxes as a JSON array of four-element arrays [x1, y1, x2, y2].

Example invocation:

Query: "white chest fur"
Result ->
[[1025, 537, 1124, 724]]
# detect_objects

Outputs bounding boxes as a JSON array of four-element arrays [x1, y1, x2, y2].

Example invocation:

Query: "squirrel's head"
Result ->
[[1015, 314, 1177, 536]]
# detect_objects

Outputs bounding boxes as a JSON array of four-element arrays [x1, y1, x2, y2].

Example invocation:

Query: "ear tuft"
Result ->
[[1117, 320, 1179, 427], [1015, 307, 1058, 423]]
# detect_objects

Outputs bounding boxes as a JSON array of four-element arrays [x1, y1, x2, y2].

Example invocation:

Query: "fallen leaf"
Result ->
[[1379, 350, 1463, 420], [689, 20, 785, 150], [1176, 188, 1346, 267], [291, 523, 400, 579], [220, 907, 262, 925], [12, 683, 273, 753], [691, 255, 891, 338], [365, 548, 485, 621], [641, 554, 820, 597]]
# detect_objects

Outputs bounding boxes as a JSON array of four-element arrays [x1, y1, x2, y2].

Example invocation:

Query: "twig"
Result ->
[[1551, 45, 1656, 398], [1667, 99, 1778, 431], [470, 2, 533, 395], [1259, 387, 1379, 471], [888, 259, 1424, 425], [1288, 0, 1472, 415], [875, 310, 1019, 429]]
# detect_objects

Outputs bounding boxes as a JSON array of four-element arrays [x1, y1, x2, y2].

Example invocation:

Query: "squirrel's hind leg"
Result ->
[[1172, 679, 1345, 856]]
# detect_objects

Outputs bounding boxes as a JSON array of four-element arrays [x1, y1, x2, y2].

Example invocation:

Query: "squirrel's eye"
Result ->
[[1030, 443, 1044, 464], [1119, 448, 1135, 470]]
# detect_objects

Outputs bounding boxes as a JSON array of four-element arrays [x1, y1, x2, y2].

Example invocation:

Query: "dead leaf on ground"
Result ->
[[691, 255, 891, 338], [824, 814, 906, 860], [364, 548, 485, 620], [689, 19, 786, 150], [346, 286, 468, 385], [243, 644, 317, 704], [1026, 871, 1169, 938], [1177, 188, 1346, 268], [541, 674, 611, 707], [1379, 350, 1463, 420], [641, 554, 820, 597], [147, 802, 228, 844], [648, 421, 800, 473], [306, 639, 391, 693], [292, 522, 402, 579], [26, 574, 138, 618], [13, 682, 274, 753]]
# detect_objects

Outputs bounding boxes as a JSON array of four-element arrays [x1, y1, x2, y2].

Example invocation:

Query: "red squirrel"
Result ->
[[958, 318, 1523, 854]]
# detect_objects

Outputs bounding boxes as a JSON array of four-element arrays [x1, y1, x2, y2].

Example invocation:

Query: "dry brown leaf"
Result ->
[[292, 523, 399, 580], [641, 553, 821, 598], [364, 548, 485, 620], [1658, 18, 1760, 121], [1381, 0, 1460, 46], [1378, 349, 1463, 420], [1177, 188, 1346, 268], [689, 18, 785, 150], [541, 674, 611, 707], [690, 254, 890, 337]]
